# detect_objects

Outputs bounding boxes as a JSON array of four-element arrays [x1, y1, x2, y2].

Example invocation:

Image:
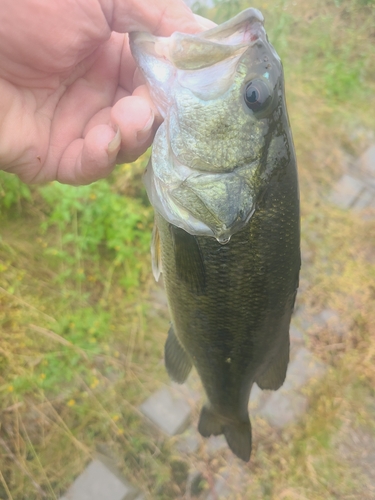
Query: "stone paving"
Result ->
[[251, 343, 326, 427], [136, 299, 330, 499], [335, 420, 375, 499], [140, 386, 191, 436], [59, 458, 141, 500], [329, 144, 375, 214], [59, 298, 331, 500]]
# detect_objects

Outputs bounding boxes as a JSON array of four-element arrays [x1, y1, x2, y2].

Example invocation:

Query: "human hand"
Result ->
[[0, 0, 209, 184]]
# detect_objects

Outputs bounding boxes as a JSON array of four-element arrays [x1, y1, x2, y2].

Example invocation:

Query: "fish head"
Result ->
[[130, 9, 292, 242]]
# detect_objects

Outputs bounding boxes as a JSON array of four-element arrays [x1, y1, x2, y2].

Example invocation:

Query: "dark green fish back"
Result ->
[[157, 150, 300, 459]]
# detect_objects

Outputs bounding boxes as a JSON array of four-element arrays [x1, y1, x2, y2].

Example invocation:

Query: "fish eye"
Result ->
[[244, 79, 272, 112]]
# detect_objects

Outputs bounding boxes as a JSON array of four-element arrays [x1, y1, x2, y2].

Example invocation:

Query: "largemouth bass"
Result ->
[[130, 8, 300, 462]]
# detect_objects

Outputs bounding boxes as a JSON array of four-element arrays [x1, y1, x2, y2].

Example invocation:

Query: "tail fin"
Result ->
[[198, 405, 252, 462], [198, 404, 223, 437], [223, 422, 252, 462]]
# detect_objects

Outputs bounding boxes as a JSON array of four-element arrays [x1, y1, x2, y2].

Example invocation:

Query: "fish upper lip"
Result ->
[[129, 8, 267, 70], [198, 7, 264, 41]]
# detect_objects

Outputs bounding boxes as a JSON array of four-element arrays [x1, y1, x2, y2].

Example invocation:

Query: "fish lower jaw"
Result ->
[[153, 196, 241, 244], [153, 193, 251, 243], [146, 170, 254, 242]]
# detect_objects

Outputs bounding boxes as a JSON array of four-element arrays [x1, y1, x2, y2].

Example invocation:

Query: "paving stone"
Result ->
[[352, 188, 375, 210], [59, 459, 139, 500], [258, 391, 308, 428], [359, 144, 375, 177], [257, 347, 326, 427], [140, 387, 191, 435], [329, 174, 366, 209], [206, 435, 227, 453], [171, 380, 201, 405], [282, 347, 326, 392], [335, 424, 375, 495], [176, 428, 200, 454]]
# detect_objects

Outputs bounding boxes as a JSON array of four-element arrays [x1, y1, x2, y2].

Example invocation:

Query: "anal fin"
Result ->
[[164, 326, 192, 384], [255, 336, 290, 390]]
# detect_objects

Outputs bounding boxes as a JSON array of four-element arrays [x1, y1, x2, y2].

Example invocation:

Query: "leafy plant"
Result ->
[[0, 171, 31, 213], [38, 173, 153, 290]]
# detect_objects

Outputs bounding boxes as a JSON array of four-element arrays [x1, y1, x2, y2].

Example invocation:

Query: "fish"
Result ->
[[129, 8, 300, 462]]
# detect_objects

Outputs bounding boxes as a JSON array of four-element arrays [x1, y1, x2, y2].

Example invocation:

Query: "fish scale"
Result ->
[[153, 157, 299, 460], [130, 8, 300, 461]]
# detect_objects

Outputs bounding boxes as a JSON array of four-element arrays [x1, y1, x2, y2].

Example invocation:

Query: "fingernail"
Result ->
[[136, 111, 154, 143], [108, 127, 121, 155]]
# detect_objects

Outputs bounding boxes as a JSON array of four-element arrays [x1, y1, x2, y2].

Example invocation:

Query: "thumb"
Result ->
[[100, 0, 201, 36]]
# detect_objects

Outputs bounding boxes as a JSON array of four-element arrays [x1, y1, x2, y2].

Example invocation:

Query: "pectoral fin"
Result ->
[[170, 224, 206, 294], [255, 336, 289, 390], [164, 326, 192, 383]]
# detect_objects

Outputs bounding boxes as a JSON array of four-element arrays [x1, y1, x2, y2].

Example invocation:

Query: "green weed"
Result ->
[[0, 171, 31, 213], [39, 169, 153, 291]]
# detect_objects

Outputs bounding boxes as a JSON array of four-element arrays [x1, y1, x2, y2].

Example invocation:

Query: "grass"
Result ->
[[1, 0, 375, 498]]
